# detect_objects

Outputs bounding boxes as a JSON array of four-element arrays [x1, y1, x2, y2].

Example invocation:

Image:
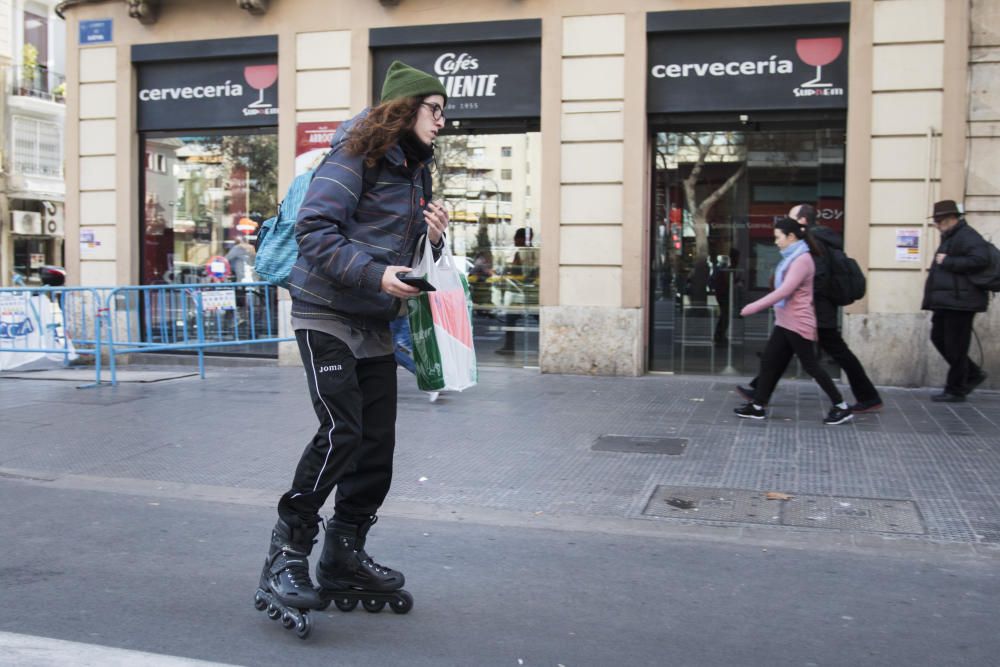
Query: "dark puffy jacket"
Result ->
[[922, 220, 990, 312], [287, 110, 431, 323], [807, 224, 841, 329]]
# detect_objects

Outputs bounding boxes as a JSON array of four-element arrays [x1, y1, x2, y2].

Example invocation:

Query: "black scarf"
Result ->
[[399, 131, 433, 174]]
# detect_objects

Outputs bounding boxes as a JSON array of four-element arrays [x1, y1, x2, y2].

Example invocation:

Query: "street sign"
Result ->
[[205, 256, 231, 280], [79, 19, 113, 45]]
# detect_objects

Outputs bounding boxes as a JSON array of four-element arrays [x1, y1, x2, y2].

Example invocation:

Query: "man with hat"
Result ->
[[922, 199, 990, 402]]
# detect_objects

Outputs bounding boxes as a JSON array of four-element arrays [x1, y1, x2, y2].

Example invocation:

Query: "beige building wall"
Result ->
[[540, 12, 643, 376], [75, 45, 120, 285], [58, 0, 995, 381], [843, 0, 980, 387], [966, 0, 1000, 378]]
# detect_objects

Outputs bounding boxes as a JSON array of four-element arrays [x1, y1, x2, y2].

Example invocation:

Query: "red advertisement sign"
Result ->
[[295, 122, 340, 175]]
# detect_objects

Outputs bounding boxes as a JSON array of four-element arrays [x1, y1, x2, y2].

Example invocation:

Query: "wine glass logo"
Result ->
[[795, 37, 842, 88], [244, 64, 278, 108]]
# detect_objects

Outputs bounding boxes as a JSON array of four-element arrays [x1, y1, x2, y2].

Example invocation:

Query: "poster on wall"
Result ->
[[296, 122, 341, 175], [895, 228, 921, 263], [648, 26, 849, 113]]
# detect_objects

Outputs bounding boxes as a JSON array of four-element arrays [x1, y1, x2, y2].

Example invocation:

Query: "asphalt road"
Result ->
[[1, 478, 997, 667]]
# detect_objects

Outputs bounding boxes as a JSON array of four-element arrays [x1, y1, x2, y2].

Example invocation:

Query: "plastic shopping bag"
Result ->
[[406, 237, 477, 392]]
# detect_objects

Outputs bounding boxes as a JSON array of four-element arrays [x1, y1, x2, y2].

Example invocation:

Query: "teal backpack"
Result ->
[[254, 167, 318, 287], [255, 155, 383, 287], [254, 155, 431, 287]]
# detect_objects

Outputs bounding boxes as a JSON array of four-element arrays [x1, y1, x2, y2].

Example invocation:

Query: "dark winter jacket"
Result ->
[[922, 219, 990, 313], [287, 110, 432, 323], [807, 224, 841, 329]]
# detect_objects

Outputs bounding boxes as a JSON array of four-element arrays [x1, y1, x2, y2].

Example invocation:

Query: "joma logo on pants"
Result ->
[[318, 364, 343, 373]]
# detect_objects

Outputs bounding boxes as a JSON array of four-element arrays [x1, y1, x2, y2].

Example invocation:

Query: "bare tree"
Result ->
[[680, 132, 746, 303]]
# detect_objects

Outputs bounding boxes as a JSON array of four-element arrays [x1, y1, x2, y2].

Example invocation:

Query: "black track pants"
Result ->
[[278, 329, 397, 528], [753, 326, 843, 407]]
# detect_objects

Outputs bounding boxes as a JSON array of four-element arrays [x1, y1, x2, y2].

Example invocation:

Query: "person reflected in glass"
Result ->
[[496, 226, 536, 355]]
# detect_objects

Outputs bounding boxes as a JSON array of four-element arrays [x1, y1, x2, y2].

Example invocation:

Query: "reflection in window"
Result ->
[[141, 132, 277, 285], [434, 132, 541, 366], [649, 127, 845, 375]]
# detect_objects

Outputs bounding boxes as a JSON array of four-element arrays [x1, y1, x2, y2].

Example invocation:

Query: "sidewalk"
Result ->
[[1, 365, 999, 550]]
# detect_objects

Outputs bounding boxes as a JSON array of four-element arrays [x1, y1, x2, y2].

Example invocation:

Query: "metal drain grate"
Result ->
[[643, 486, 926, 535], [593, 436, 687, 455]]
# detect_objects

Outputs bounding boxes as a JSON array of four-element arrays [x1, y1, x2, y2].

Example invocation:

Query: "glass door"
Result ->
[[434, 132, 542, 368], [649, 126, 845, 375]]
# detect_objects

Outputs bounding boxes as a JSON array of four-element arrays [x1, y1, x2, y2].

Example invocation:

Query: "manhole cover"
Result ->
[[644, 486, 780, 525], [782, 496, 925, 534], [643, 486, 926, 535], [593, 436, 687, 455]]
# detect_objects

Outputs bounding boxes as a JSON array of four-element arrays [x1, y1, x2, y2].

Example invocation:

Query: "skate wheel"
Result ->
[[266, 603, 281, 620], [294, 614, 311, 640], [362, 598, 386, 613], [253, 591, 267, 611], [281, 611, 296, 629], [317, 599, 331, 612], [334, 597, 358, 612], [390, 590, 414, 614]]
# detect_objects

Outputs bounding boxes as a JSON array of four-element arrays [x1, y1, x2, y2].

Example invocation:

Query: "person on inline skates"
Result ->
[[255, 60, 449, 637]]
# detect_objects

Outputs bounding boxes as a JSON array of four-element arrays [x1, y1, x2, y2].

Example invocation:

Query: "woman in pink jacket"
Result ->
[[735, 217, 853, 425]]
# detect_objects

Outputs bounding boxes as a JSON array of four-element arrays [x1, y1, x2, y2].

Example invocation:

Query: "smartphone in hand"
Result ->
[[396, 272, 436, 292]]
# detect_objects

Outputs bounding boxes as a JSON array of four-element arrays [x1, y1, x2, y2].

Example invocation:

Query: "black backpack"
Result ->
[[825, 247, 866, 306], [967, 241, 1000, 292]]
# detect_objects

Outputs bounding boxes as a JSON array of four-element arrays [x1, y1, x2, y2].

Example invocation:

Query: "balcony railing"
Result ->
[[7, 65, 66, 103]]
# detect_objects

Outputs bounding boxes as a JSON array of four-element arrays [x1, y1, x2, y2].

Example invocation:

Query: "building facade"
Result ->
[[1, 0, 67, 286], [57, 0, 1000, 387]]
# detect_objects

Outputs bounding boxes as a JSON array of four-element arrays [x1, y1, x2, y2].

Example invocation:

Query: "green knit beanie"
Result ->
[[380, 60, 447, 104]]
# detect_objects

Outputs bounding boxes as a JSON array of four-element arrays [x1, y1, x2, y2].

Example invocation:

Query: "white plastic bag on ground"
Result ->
[[0, 293, 78, 371], [406, 236, 477, 392]]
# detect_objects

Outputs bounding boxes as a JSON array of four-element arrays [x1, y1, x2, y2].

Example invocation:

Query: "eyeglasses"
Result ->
[[420, 101, 446, 121]]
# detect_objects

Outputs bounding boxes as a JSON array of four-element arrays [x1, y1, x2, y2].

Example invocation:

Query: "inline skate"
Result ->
[[316, 516, 413, 614], [253, 518, 324, 639]]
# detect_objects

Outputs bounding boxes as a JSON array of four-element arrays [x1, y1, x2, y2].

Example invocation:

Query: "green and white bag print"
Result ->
[[406, 236, 477, 392]]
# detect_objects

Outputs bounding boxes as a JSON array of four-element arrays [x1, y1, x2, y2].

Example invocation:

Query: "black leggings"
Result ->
[[753, 326, 843, 407]]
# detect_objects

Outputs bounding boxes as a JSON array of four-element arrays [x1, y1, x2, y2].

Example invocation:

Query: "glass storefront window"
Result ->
[[141, 130, 277, 285], [649, 126, 846, 375], [435, 132, 541, 367], [140, 130, 278, 356]]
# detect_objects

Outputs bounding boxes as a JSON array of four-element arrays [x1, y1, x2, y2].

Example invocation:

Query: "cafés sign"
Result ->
[[373, 41, 540, 119]]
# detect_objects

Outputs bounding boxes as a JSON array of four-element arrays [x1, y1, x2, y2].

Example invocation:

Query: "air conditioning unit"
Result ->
[[11, 210, 42, 235], [41, 203, 65, 237]]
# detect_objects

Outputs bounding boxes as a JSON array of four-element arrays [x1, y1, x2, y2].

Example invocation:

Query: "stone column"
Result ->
[[540, 13, 642, 376], [278, 29, 354, 365]]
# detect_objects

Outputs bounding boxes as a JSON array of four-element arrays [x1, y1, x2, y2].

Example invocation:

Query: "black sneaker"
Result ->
[[736, 385, 756, 402], [931, 391, 966, 403], [849, 398, 883, 413], [734, 403, 766, 420], [824, 406, 854, 425]]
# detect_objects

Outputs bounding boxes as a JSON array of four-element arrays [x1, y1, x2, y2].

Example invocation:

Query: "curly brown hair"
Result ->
[[344, 97, 422, 168]]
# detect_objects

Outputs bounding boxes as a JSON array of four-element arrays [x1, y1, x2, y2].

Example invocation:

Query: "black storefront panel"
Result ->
[[647, 4, 849, 114], [134, 36, 278, 132], [371, 20, 541, 121]]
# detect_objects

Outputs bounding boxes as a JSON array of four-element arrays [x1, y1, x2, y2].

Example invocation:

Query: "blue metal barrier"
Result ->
[[0, 285, 106, 387], [1, 282, 292, 387], [101, 282, 292, 386]]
